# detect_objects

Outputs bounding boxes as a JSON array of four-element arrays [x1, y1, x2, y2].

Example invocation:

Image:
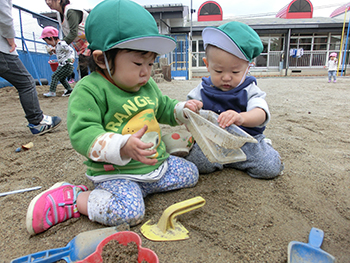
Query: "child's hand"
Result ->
[[48, 47, 56, 54], [184, 99, 202, 113], [120, 125, 158, 166], [217, 110, 243, 128], [218, 108, 266, 128]]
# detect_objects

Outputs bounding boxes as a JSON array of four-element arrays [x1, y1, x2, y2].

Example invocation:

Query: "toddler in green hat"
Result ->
[[26, 0, 203, 235], [186, 21, 284, 179]]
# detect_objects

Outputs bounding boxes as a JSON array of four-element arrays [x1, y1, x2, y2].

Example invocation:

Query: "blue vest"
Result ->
[[200, 76, 265, 136]]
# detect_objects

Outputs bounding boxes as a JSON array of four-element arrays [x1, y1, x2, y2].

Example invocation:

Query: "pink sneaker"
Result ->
[[26, 182, 88, 235]]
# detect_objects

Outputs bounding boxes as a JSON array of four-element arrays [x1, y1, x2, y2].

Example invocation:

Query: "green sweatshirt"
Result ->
[[67, 72, 180, 177]]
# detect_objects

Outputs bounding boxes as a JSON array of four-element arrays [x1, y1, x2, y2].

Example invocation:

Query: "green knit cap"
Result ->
[[203, 21, 263, 62], [85, 0, 176, 54]]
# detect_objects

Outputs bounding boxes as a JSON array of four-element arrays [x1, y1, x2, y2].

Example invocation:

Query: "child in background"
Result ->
[[325, 52, 338, 83], [67, 72, 75, 84], [186, 21, 284, 179], [26, 0, 202, 235], [41, 26, 74, 97]]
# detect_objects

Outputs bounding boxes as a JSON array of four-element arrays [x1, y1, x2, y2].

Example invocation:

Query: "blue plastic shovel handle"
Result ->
[[308, 227, 324, 248], [11, 245, 71, 263], [11, 227, 119, 263]]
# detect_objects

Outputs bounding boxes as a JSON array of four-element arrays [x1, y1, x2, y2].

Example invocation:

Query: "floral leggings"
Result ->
[[87, 156, 199, 226]]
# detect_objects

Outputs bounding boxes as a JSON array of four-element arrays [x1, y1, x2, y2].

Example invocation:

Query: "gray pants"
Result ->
[[0, 52, 43, 125], [185, 134, 284, 179]]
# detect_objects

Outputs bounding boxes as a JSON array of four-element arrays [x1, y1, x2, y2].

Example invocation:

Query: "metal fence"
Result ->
[[288, 51, 326, 67], [0, 5, 79, 88]]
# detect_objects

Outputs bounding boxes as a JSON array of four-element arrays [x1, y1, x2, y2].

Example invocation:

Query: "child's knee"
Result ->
[[186, 160, 200, 185], [88, 188, 145, 227], [167, 156, 199, 187], [104, 204, 145, 227], [248, 159, 284, 179]]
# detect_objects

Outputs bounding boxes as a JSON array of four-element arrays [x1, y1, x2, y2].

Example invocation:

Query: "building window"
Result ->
[[313, 37, 327, 50], [191, 39, 206, 67], [256, 55, 267, 67], [198, 53, 206, 67], [198, 40, 205, 52], [289, 0, 312, 13], [192, 41, 197, 53], [299, 38, 312, 50], [270, 36, 284, 51], [260, 37, 269, 53], [329, 35, 341, 50], [197, 1, 223, 21], [290, 37, 312, 50], [199, 3, 221, 15]]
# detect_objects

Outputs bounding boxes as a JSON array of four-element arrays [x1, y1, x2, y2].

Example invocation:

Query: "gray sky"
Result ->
[[12, 0, 350, 20]]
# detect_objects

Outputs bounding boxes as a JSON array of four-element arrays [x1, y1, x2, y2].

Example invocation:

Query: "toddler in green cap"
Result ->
[[186, 21, 284, 179], [26, 0, 202, 235]]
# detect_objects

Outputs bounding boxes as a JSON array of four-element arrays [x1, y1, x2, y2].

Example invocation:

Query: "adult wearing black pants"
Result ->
[[45, 0, 90, 79], [0, 0, 61, 135]]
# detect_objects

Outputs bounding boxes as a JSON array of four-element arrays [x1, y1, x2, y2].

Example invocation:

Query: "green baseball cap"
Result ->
[[202, 21, 263, 62], [86, 0, 176, 55]]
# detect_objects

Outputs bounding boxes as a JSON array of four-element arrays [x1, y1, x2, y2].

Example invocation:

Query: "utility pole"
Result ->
[[189, 0, 193, 80]]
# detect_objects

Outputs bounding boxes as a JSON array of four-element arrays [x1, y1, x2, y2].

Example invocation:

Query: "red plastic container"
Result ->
[[48, 60, 58, 71], [78, 231, 159, 263]]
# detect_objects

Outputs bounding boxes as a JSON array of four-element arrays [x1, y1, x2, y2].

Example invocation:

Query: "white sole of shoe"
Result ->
[[33, 121, 62, 136]]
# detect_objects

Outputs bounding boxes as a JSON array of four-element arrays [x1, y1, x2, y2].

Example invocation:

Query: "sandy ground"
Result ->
[[1, 76, 350, 263]]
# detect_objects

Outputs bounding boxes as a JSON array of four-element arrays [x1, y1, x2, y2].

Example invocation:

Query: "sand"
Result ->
[[1, 75, 350, 262]]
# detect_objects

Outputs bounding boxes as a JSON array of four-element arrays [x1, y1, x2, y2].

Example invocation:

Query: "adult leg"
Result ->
[[78, 54, 89, 78], [0, 52, 43, 125]]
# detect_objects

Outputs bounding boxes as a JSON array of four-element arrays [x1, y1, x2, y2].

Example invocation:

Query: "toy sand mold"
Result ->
[[11, 227, 118, 263], [288, 228, 335, 263], [182, 109, 257, 164], [141, 196, 205, 241]]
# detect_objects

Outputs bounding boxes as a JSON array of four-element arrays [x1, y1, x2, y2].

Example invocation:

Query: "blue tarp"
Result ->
[[0, 50, 79, 88]]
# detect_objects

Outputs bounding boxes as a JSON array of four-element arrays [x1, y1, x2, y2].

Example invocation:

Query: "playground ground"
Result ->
[[1, 76, 350, 262]]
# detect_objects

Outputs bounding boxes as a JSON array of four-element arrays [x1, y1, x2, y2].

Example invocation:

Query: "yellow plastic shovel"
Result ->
[[141, 196, 205, 241]]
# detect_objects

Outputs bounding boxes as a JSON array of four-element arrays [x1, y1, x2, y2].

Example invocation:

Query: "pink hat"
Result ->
[[330, 52, 337, 57], [40, 26, 59, 39]]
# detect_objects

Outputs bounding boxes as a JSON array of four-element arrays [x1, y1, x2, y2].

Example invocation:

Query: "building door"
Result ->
[[170, 34, 189, 80]]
